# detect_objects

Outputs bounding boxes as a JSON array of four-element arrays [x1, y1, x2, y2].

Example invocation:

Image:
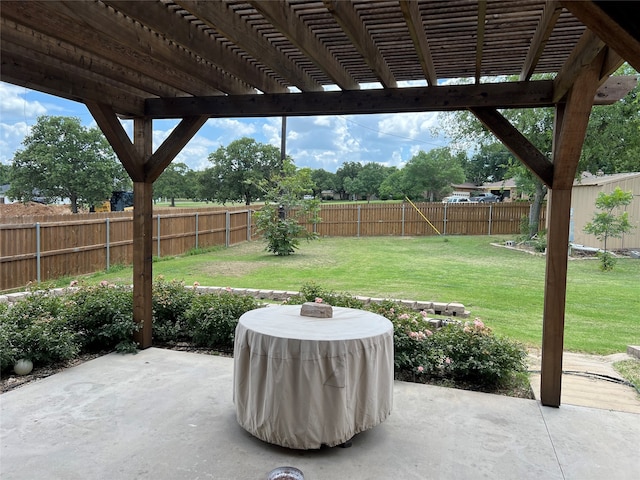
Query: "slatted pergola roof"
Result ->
[[2, 0, 639, 407]]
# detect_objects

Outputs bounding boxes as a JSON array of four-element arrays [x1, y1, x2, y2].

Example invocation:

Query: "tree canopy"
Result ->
[[200, 137, 285, 205], [9, 116, 127, 213], [401, 147, 466, 201], [154, 162, 194, 206]]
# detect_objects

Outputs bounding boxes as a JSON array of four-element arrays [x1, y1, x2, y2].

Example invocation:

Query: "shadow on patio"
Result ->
[[1, 348, 637, 480]]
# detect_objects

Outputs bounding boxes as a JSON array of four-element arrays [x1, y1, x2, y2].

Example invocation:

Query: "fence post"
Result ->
[[226, 211, 230, 247], [488, 204, 493, 235], [357, 205, 361, 238], [157, 214, 161, 258], [443, 204, 447, 235], [401, 204, 405, 236], [106, 217, 110, 271], [36, 222, 41, 284], [247, 209, 252, 241], [195, 212, 199, 250]]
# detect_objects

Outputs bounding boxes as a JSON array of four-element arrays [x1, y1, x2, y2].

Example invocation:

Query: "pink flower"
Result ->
[[445, 357, 452, 365], [398, 313, 410, 320], [193, 281, 200, 287], [417, 366, 424, 373], [474, 318, 485, 329], [420, 310, 427, 317], [225, 286, 232, 292], [314, 297, 323, 303], [100, 280, 109, 287], [389, 308, 395, 314], [69, 280, 78, 287], [425, 329, 433, 336]]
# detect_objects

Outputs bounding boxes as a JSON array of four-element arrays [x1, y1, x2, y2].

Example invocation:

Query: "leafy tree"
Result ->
[[154, 162, 193, 207], [583, 187, 634, 270], [9, 116, 127, 213], [401, 148, 465, 201], [335, 161, 363, 200], [0, 163, 11, 185], [356, 162, 391, 202], [201, 137, 284, 205], [310, 168, 338, 197], [465, 143, 513, 186], [378, 168, 405, 200], [253, 168, 320, 255], [342, 176, 365, 201]]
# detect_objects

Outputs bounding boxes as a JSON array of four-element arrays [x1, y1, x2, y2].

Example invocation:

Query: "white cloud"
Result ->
[[207, 118, 257, 138], [0, 84, 47, 120]]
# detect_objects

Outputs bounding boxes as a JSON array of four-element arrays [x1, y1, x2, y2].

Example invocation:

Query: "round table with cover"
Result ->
[[233, 305, 394, 450]]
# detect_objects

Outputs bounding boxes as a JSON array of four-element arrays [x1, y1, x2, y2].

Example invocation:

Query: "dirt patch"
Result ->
[[0, 202, 73, 218], [202, 261, 264, 277]]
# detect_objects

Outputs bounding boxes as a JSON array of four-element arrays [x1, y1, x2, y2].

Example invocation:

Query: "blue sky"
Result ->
[[0, 81, 450, 173]]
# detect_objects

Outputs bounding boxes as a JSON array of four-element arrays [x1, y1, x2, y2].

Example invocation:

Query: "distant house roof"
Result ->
[[482, 178, 517, 189], [574, 171, 640, 186], [450, 182, 479, 190]]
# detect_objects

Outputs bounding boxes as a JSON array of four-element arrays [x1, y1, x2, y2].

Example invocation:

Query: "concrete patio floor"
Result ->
[[1, 348, 638, 480]]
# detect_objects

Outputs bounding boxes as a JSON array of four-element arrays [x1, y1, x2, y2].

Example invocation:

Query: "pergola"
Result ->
[[1, 1, 639, 408]]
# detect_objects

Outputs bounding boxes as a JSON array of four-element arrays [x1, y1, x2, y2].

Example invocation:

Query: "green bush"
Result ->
[[63, 283, 138, 353], [184, 292, 259, 349], [418, 320, 528, 390], [152, 278, 197, 343], [0, 291, 79, 371]]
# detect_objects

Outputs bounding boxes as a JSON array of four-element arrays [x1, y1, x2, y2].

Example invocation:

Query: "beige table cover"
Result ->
[[233, 305, 394, 450]]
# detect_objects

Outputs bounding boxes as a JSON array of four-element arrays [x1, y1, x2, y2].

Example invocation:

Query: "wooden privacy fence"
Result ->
[[0, 202, 542, 291]]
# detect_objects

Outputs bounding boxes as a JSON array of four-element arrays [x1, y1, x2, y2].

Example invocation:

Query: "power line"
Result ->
[[344, 117, 446, 148]]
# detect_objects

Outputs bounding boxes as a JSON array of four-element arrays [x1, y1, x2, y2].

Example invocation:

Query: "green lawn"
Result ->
[[68, 236, 639, 355]]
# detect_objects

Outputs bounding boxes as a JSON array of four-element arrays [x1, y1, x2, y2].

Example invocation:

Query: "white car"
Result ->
[[442, 196, 470, 203]]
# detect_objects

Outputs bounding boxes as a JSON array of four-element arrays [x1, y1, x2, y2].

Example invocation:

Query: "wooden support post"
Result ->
[[540, 48, 604, 407], [540, 188, 571, 407], [132, 118, 153, 348]]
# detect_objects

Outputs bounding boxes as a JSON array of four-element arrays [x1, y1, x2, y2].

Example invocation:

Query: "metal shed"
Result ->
[[571, 171, 640, 249]]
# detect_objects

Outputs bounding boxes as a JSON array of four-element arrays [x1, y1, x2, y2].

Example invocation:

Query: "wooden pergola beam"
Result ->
[[562, 0, 640, 73], [469, 108, 553, 188], [519, 0, 562, 81], [399, 0, 437, 86], [475, 0, 487, 83]]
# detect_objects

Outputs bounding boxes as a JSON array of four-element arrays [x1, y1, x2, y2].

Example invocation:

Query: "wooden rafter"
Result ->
[[562, 0, 640, 73], [519, 0, 562, 81], [323, 0, 397, 88], [175, 0, 322, 92], [1, 17, 187, 99], [105, 0, 285, 94], [56, 0, 249, 95], [475, 0, 487, 83], [0, 1, 225, 98], [250, 0, 358, 90], [399, 0, 437, 86]]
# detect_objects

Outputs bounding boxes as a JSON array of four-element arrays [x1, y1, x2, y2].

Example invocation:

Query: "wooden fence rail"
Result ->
[[0, 202, 541, 291]]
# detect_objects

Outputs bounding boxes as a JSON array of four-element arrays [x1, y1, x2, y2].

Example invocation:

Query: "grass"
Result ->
[[613, 359, 640, 396], [58, 235, 639, 355]]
